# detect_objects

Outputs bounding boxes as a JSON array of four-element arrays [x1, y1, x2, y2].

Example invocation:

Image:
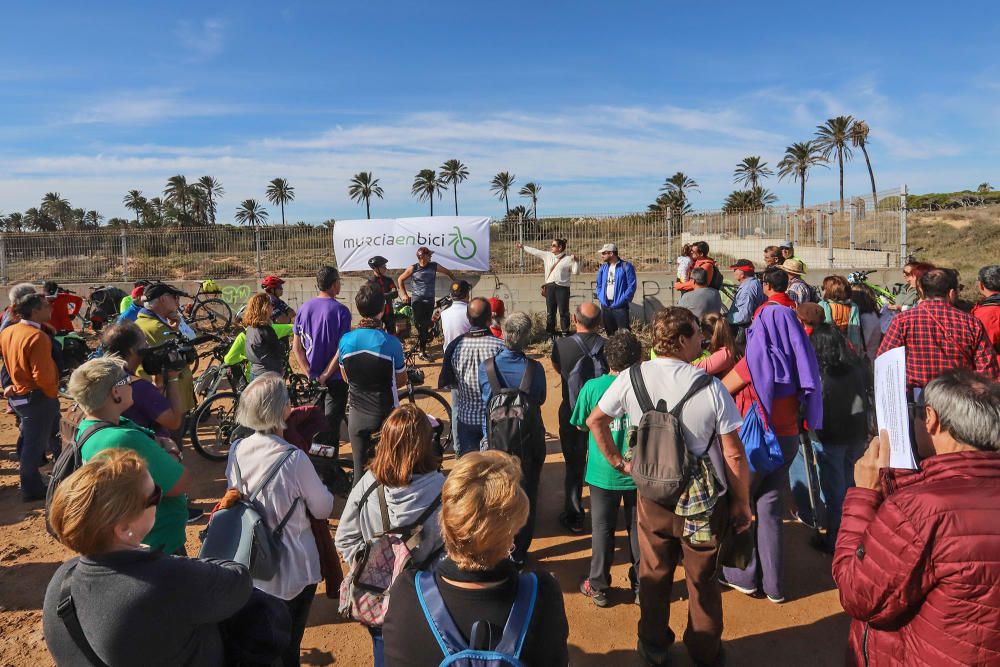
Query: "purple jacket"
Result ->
[[745, 305, 823, 430]]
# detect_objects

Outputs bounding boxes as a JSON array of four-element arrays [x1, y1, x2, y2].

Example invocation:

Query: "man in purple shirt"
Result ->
[[293, 266, 352, 438]]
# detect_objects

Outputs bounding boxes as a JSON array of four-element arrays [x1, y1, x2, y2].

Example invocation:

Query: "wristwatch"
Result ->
[[614, 460, 626, 473]]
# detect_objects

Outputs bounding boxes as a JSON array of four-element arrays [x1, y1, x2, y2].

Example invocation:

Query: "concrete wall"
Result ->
[[6, 266, 908, 321]]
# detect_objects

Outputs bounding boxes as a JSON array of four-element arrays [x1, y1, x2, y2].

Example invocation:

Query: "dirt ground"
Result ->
[[0, 352, 849, 666]]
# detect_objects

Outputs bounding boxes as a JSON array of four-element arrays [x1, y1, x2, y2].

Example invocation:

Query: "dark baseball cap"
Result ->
[[729, 259, 755, 272], [144, 283, 187, 300], [450, 280, 471, 297]]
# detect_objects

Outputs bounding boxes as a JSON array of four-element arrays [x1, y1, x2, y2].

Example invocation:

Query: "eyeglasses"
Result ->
[[115, 374, 134, 387], [145, 484, 162, 508]]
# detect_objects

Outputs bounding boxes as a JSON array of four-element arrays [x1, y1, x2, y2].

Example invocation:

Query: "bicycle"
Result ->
[[180, 282, 233, 333], [191, 335, 247, 403], [847, 270, 905, 310]]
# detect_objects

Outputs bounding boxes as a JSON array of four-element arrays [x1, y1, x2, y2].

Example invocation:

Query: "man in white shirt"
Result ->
[[517, 238, 579, 337], [586, 307, 751, 667], [440, 280, 472, 351]]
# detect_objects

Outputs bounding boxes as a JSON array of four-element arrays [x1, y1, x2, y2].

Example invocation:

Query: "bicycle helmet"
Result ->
[[261, 275, 285, 290], [201, 279, 222, 294], [368, 255, 389, 269]]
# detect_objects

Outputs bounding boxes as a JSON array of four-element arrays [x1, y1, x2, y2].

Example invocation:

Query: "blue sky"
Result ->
[[1, 0, 997, 224]]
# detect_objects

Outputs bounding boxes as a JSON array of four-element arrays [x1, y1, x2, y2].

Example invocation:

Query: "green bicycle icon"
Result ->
[[448, 226, 478, 260]]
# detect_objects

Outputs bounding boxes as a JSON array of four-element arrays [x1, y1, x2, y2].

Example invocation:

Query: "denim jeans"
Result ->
[[813, 439, 867, 549], [11, 392, 60, 499], [600, 306, 630, 336], [370, 628, 385, 667], [454, 420, 484, 456]]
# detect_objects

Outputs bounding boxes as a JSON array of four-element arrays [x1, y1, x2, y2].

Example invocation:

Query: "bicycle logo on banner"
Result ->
[[447, 226, 477, 260]]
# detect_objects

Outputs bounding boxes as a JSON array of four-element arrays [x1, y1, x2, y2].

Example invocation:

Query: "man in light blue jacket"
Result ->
[[595, 243, 637, 335]]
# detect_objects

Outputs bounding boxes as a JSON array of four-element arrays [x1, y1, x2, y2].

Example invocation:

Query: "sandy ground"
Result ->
[[0, 351, 849, 666]]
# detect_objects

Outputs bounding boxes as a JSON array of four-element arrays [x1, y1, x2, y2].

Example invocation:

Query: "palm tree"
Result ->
[[144, 197, 165, 227], [507, 204, 531, 222], [979, 182, 994, 194], [848, 120, 878, 211], [5, 212, 24, 232], [490, 172, 517, 217], [733, 156, 774, 190], [411, 169, 446, 216], [164, 175, 191, 219], [265, 178, 295, 226], [815, 115, 854, 212], [518, 182, 541, 219], [189, 186, 210, 225], [439, 159, 470, 215], [660, 172, 699, 223], [123, 190, 147, 226], [348, 171, 384, 219], [234, 199, 269, 227], [722, 187, 779, 212], [777, 141, 828, 211], [82, 210, 103, 228], [41, 192, 71, 229], [196, 176, 224, 224], [648, 191, 693, 217], [24, 207, 55, 232]]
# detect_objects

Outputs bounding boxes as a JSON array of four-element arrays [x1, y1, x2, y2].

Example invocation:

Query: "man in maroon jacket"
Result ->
[[833, 369, 1000, 666]]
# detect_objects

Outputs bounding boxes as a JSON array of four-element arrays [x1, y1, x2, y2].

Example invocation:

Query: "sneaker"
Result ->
[[187, 507, 205, 523], [634, 590, 640, 605], [418, 352, 432, 362], [766, 593, 786, 604], [718, 574, 763, 598], [558, 512, 585, 535], [579, 579, 609, 608]]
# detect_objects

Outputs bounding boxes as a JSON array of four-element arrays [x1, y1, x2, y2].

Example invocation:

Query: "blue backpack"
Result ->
[[415, 571, 537, 667]]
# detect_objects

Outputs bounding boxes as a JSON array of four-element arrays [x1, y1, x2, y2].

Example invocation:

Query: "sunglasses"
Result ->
[[115, 374, 134, 387], [146, 484, 162, 508]]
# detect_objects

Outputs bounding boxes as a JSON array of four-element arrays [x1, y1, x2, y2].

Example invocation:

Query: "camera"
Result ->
[[140, 339, 197, 376]]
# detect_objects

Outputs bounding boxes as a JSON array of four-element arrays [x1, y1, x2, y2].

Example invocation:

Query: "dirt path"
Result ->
[[0, 352, 849, 666]]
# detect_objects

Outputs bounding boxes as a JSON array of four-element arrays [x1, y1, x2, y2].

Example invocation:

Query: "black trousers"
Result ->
[[601, 306, 630, 336], [323, 379, 349, 443], [545, 284, 571, 335], [558, 400, 588, 524], [588, 485, 639, 592], [348, 405, 391, 485], [282, 584, 318, 667], [411, 299, 434, 352], [512, 442, 546, 564]]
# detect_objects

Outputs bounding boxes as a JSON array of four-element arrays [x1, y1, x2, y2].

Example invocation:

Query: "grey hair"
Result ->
[[978, 265, 1000, 293], [68, 356, 128, 414], [8, 283, 36, 305], [236, 373, 289, 433], [502, 312, 532, 351], [923, 369, 1000, 452]]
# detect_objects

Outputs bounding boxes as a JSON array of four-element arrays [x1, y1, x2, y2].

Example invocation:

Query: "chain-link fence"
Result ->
[[0, 188, 908, 284]]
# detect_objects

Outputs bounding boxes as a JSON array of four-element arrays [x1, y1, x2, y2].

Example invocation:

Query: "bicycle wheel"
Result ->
[[190, 391, 240, 461], [191, 298, 233, 333], [401, 387, 452, 452]]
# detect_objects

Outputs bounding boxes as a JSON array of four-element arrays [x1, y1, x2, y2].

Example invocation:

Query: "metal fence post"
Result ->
[[899, 184, 908, 267], [0, 234, 7, 285], [793, 211, 799, 247], [849, 204, 856, 250], [827, 210, 835, 268], [517, 213, 524, 274], [254, 225, 263, 278], [120, 229, 128, 281]]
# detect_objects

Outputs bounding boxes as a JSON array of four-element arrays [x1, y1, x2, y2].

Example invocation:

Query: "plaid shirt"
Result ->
[[438, 328, 505, 426], [674, 457, 720, 543], [878, 299, 999, 390]]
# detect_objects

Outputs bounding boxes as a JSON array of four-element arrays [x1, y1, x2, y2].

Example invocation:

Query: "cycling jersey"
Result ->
[[337, 327, 405, 414]]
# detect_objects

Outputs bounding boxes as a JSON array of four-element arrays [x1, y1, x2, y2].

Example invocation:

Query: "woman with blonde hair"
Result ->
[[382, 450, 569, 666], [43, 449, 252, 666], [694, 312, 740, 378], [336, 403, 445, 666], [243, 292, 288, 379], [228, 373, 334, 667]]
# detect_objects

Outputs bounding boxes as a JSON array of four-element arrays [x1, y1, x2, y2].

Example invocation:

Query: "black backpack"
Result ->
[[484, 358, 544, 461], [566, 336, 607, 408], [708, 263, 724, 290], [46, 420, 115, 537], [628, 368, 715, 508]]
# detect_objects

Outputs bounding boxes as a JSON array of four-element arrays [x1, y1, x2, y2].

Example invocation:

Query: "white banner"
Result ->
[[332, 216, 491, 272]]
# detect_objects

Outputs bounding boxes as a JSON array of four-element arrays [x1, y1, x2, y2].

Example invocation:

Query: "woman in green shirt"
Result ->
[[67, 357, 190, 555], [571, 330, 643, 608]]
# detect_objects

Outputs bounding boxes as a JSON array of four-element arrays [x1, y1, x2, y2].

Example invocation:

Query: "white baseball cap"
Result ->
[[600, 243, 618, 253]]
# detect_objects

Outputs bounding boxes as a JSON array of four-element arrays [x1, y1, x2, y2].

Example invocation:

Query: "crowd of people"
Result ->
[[1, 237, 998, 666]]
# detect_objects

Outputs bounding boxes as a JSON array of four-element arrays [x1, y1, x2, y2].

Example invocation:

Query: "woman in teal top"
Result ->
[[67, 357, 189, 555], [570, 330, 643, 607]]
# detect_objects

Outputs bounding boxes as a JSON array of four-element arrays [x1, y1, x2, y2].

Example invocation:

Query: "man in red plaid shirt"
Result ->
[[879, 268, 999, 390]]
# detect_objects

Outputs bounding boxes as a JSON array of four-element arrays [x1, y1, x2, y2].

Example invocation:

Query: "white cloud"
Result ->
[[68, 91, 240, 125], [175, 18, 226, 61]]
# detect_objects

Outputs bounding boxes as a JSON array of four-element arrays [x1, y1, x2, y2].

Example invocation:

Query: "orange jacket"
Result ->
[[0, 322, 59, 398], [675, 257, 717, 292]]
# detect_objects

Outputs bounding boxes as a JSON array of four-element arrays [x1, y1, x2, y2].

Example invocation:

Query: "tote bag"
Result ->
[[739, 401, 784, 474]]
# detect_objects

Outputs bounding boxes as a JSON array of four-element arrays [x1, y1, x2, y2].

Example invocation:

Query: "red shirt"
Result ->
[[47, 293, 83, 332], [753, 292, 795, 319], [972, 298, 1000, 353], [733, 357, 800, 437], [878, 299, 999, 390]]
